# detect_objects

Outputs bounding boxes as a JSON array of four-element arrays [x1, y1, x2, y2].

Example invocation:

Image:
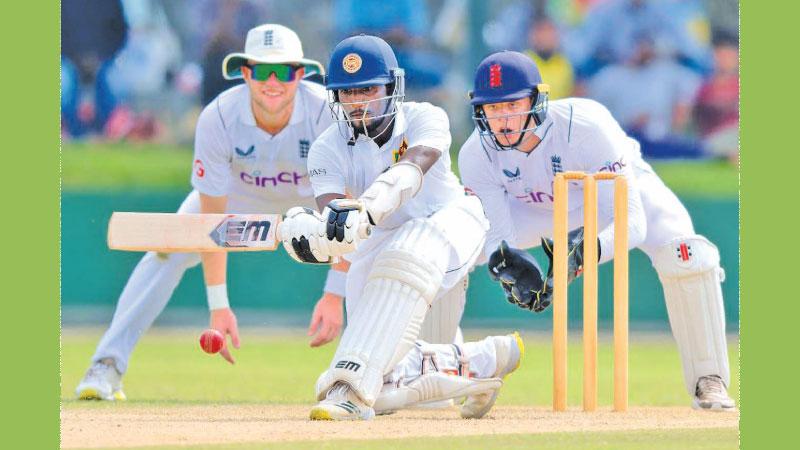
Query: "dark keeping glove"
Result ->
[[540, 227, 600, 285], [488, 241, 552, 313]]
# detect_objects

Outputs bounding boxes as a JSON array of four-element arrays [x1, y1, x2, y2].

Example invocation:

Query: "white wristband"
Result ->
[[324, 268, 347, 298], [206, 284, 230, 310]]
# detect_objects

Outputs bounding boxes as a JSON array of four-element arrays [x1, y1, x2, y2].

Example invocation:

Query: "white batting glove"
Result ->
[[320, 199, 372, 257], [278, 207, 332, 264]]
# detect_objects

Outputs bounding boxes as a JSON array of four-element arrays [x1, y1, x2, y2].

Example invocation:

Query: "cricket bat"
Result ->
[[107, 212, 282, 252]]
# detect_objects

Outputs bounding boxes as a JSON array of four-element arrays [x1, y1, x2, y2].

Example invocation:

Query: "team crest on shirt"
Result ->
[[551, 155, 563, 175], [299, 140, 310, 158], [235, 145, 256, 159], [343, 53, 362, 73], [392, 138, 409, 163]]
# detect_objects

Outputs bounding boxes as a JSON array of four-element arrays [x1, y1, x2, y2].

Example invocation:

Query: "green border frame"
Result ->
[[5, 0, 791, 447], [1, 1, 60, 448], [740, 0, 798, 448]]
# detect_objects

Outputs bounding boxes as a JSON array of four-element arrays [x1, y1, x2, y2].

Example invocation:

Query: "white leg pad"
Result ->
[[316, 218, 450, 405], [418, 276, 467, 344], [651, 235, 731, 394]]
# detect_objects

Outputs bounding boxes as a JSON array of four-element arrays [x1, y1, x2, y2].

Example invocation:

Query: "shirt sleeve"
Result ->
[[458, 141, 518, 264], [405, 104, 452, 153], [578, 111, 646, 263], [191, 102, 232, 197], [307, 136, 347, 198]]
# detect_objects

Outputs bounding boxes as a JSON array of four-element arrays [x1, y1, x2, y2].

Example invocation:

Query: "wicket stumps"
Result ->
[[552, 171, 629, 412]]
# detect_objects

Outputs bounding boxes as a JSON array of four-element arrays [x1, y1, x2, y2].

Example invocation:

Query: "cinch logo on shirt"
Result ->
[[240, 170, 305, 187], [515, 189, 554, 204], [598, 156, 627, 173], [235, 145, 256, 159]]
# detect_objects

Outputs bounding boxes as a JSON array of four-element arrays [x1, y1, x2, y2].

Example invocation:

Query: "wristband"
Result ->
[[323, 268, 347, 298], [206, 284, 230, 310]]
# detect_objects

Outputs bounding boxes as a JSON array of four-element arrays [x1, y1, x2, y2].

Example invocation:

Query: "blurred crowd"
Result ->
[[61, 0, 738, 162]]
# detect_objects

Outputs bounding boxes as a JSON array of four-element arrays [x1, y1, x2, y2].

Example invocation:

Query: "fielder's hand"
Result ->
[[210, 308, 240, 364], [488, 241, 552, 312], [307, 292, 344, 347]]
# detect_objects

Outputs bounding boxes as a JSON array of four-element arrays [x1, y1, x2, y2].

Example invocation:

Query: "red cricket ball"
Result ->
[[199, 329, 225, 354]]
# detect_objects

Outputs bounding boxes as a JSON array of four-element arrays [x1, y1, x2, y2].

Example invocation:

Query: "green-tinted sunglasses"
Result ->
[[245, 63, 301, 82]]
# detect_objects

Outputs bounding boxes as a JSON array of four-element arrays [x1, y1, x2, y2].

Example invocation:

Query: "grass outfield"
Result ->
[[61, 142, 738, 197], [61, 329, 739, 406], [61, 329, 738, 449]]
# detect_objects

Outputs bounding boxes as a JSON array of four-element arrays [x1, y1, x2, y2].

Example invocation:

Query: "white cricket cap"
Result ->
[[222, 24, 325, 80]]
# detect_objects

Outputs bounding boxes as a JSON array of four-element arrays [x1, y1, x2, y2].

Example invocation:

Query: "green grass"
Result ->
[[127, 428, 737, 450], [61, 330, 739, 407], [61, 143, 738, 197]]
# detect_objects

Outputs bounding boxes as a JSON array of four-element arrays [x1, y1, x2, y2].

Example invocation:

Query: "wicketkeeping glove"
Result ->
[[488, 241, 552, 313], [540, 227, 600, 285]]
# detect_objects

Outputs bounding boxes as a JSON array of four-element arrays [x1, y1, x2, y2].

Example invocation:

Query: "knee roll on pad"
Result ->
[[317, 218, 451, 405], [651, 235, 730, 394]]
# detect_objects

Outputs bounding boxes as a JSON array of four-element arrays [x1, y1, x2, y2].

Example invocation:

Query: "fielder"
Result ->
[[278, 35, 523, 420], [76, 24, 344, 401], [458, 51, 735, 411]]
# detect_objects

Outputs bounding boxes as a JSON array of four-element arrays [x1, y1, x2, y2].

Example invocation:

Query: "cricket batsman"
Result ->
[[278, 35, 525, 420], [458, 51, 735, 411], [76, 24, 344, 401]]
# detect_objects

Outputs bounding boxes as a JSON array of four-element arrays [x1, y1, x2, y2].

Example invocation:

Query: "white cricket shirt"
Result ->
[[307, 102, 464, 230], [191, 81, 332, 212], [458, 98, 647, 263]]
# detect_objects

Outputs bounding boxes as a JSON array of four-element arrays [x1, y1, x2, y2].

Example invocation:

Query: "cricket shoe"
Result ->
[[309, 382, 375, 421], [75, 360, 126, 401], [460, 332, 524, 419], [692, 375, 736, 411]]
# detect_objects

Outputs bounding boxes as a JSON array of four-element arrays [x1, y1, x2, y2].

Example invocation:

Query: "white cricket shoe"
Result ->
[[460, 332, 524, 419], [309, 382, 375, 421], [75, 360, 126, 401], [693, 375, 736, 411]]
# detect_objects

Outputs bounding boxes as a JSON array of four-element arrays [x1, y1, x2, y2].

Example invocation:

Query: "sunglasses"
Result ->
[[245, 63, 301, 82]]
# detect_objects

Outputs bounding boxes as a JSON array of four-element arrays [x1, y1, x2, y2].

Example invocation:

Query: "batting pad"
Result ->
[[652, 235, 730, 394], [317, 218, 450, 405], [419, 276, 467, 344]]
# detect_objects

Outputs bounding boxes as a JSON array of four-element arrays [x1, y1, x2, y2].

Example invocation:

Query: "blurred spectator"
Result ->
[[587, 31, 703, 157], [567, 0, 713, 78], [694, 32, 739, 163], [524, 16, 574, 99], [482, 0, 590, 53], [333, 0, 445, 91], [61, 0, 129, 138]]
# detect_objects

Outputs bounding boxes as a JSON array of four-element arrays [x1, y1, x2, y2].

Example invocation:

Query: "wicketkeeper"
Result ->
[[459, 51, 735, 411]]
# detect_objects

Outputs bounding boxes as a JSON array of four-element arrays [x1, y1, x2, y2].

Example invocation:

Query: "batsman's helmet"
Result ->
[[325, 34, 405, 142]]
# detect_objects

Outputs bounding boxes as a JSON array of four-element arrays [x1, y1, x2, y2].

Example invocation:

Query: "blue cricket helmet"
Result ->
[[470, 51, 550, 151], [326, 34, 400, 90], [470, 51, 544, 105]]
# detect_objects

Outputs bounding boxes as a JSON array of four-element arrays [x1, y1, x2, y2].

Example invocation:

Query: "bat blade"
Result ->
[[108, 212, 282, 252]]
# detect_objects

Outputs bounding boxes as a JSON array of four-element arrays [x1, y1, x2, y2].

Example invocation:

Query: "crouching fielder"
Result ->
[[278, 35, 509, 420], [459, 51, 735, 411]]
